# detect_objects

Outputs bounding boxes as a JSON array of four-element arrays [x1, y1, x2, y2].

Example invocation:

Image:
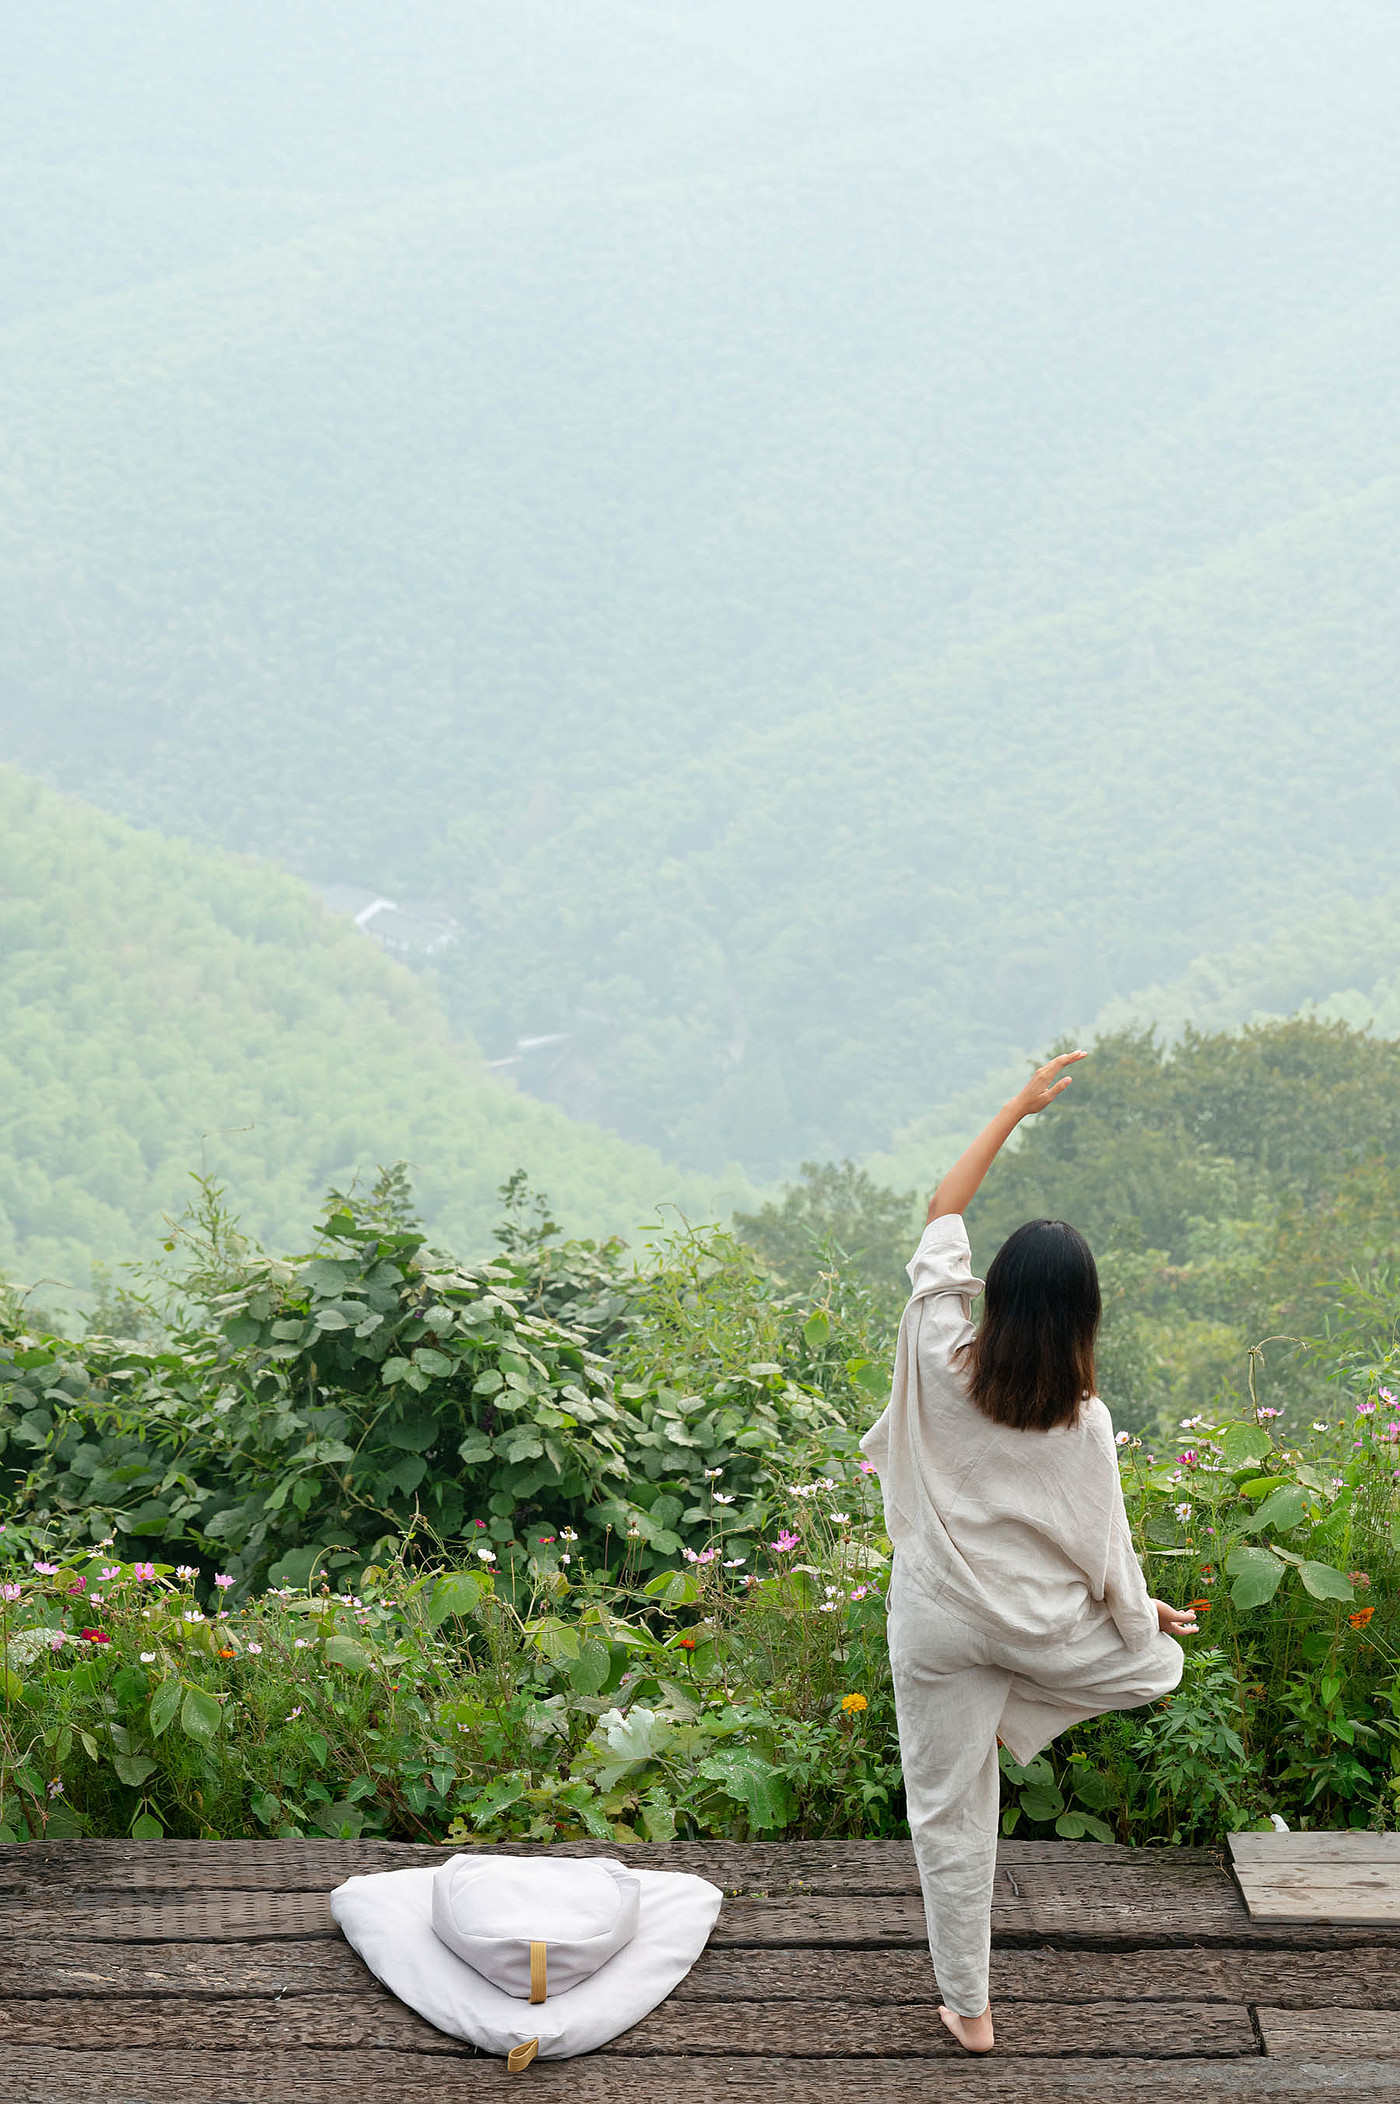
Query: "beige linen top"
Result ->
[[860, 1214, 1157, 1652]]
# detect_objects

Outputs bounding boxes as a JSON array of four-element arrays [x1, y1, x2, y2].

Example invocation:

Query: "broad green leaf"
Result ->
[[598, 1706, 674, 1766], [112, 1753, 157, 1787], [643, 1569, 701, 1607], [1298, 1561, 1355, 1602], [1226, 1545, 1285, 1609], [1221, 1423, 1275, 1469], [1019, 1784, 1065, 1823], [566, 1639, 612, 1697], [1391, 1517, 1400, 1553], [1070, 1766, 1116, 1811], [1000, 1805, 1021, 1836], [179, 1685, 222, 1742], [414, 1347, 455, 1378], [149, 1676, 182, 1738], [379, 1357, 411, 1386], [427, 1571, 484, 1625], [1058, 1808, 1113, 1843], [640, 1795, 678, 1843], [802, 1311, 830, 1350], [130, 1812, 163, 1839], [324, 1634, 373, 1670], [698, 1748, 793, 1832], [531, 1620, 582, 1664], [1244, 1486, 1309, 1535]]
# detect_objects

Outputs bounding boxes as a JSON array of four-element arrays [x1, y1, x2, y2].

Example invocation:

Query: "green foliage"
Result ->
[[6, 1156, 1400, 1848], [734, 1162, 921, 1322], [0, 1170, 874, 1592]]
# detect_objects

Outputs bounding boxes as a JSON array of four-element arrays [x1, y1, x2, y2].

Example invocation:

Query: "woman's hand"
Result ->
[[1011, 1049, 1088, 1120], [926, 1049, 1088, 1222], [1154, 1599, 1199, 1637]]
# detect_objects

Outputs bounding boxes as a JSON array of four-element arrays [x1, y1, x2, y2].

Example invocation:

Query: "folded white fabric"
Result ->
[[331, 1852, 723, 2065]]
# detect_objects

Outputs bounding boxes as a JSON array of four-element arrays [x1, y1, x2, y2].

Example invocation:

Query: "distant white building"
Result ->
[[311, 882, 457, 957]]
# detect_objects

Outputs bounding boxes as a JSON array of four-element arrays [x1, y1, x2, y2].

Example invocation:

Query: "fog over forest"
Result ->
[[3, 1, 1400, 1288]]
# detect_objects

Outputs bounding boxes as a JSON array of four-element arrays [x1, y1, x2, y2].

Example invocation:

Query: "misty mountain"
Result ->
[[3, 0, 1398, 1175]]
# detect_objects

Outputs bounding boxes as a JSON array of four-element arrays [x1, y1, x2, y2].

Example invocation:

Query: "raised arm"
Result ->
[[927, 1050, 1087, 1223]]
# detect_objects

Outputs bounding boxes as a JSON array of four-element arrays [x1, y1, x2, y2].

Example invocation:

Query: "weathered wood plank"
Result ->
[[611, 1997, 1257, 2058], [0, 1891, 336, 1942], [0, 1939, 369, 1997], [0, 1835, 1223, 1899], [0, 1991, 1257, 2059], [0, 1993, 460, 2055], [1231, 1836, 1400, 1868], [6, 1938, 1400, 2009], [0, 1838, 921, 1895], [1234, 1867, 1400, 1928], [4, 1882, 1397, 1952], [1259, 2011, 1400, 2059], [7, 2048, 1400, 2104], [682, 1947, 1400, 2009]]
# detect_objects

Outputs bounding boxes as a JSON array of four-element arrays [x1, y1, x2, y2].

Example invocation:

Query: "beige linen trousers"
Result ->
[[887, 1547, 1182, 2015]]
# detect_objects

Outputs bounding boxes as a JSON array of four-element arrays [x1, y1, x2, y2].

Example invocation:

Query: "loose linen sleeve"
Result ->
[[1095, 1419, 1158, 1652], [904, 1213, 985, 1308]]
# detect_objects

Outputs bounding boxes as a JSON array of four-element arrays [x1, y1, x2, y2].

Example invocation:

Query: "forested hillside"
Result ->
[[0, 771, 734, 1307], [4, 2, 1400, 1173]]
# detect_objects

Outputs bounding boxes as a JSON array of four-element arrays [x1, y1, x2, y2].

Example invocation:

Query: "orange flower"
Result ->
[[218, 1648, 236, 1658], [1349, 1605, 1375, 1630], [676, 1637, 696, 1651], [1187, 1599, 1212, 1612]]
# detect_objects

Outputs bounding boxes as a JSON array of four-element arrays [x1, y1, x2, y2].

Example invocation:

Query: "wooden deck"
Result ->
[[2, 1837, 1399, 2100]]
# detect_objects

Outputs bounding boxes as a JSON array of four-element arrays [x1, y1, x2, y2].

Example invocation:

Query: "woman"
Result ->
[[860, 1049, 1195, 2054]]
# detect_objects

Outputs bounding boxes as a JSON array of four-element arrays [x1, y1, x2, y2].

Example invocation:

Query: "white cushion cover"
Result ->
[[431, 1854, 640, 1996], [331, 1856, 723, 2061]]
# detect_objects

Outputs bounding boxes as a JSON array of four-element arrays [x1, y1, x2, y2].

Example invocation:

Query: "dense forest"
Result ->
[[4, 2, 1400, 1174], [0, 770, 739, 1309]]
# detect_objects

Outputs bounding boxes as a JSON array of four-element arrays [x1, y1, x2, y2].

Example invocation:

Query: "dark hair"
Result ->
[[960, 1219, 1100, 1431]]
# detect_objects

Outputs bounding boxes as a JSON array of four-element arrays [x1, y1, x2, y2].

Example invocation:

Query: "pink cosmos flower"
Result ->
[[1356, 1399, 1377, 1416], [1, 1583, 21, 1601], [99, 1566, 121, 1581], [133, 1562, 156, 1580], [771, 1530, 800, 1552], [214, 1574, 235, 1590]]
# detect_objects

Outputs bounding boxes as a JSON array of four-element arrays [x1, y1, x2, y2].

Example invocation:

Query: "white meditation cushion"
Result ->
[[331, 1853, 723, 2063], [431, 1853, 641, 1996]]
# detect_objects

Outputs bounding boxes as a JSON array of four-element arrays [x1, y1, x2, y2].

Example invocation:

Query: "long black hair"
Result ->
[[959, 1218, 1101, 1431]]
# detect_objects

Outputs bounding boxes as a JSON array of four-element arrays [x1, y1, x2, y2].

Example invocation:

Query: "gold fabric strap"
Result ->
[[529, 1940, 548, 2004], [507, 2039, 539, 2073]]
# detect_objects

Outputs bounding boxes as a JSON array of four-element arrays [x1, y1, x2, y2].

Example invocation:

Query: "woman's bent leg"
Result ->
[[888, 1572, 1010, 2017], [997, 1624, 1183, 1769]]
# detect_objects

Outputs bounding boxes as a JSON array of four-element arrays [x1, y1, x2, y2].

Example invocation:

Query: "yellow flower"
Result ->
[[839, 1692, 867, 1714]]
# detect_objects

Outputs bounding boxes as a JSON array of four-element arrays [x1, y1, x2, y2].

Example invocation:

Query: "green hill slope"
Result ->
[[3, 1, 1399, 1172], [0, 771, 738, 1305]]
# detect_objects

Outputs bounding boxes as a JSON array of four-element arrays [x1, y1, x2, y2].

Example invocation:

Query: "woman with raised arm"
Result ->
[[860, 1051, 1195, 2055]]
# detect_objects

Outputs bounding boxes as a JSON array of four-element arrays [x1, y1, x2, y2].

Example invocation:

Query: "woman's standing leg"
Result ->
[[887, 1558, 1011, 2034]]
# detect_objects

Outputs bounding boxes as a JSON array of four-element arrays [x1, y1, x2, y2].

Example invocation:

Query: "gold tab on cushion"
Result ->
[[529, 1940, 547, 2004], [507, 2038, 539, 2073]]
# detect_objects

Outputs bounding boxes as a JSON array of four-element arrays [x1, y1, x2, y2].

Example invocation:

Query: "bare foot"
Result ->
[[939, 2003, 995, 2053]]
